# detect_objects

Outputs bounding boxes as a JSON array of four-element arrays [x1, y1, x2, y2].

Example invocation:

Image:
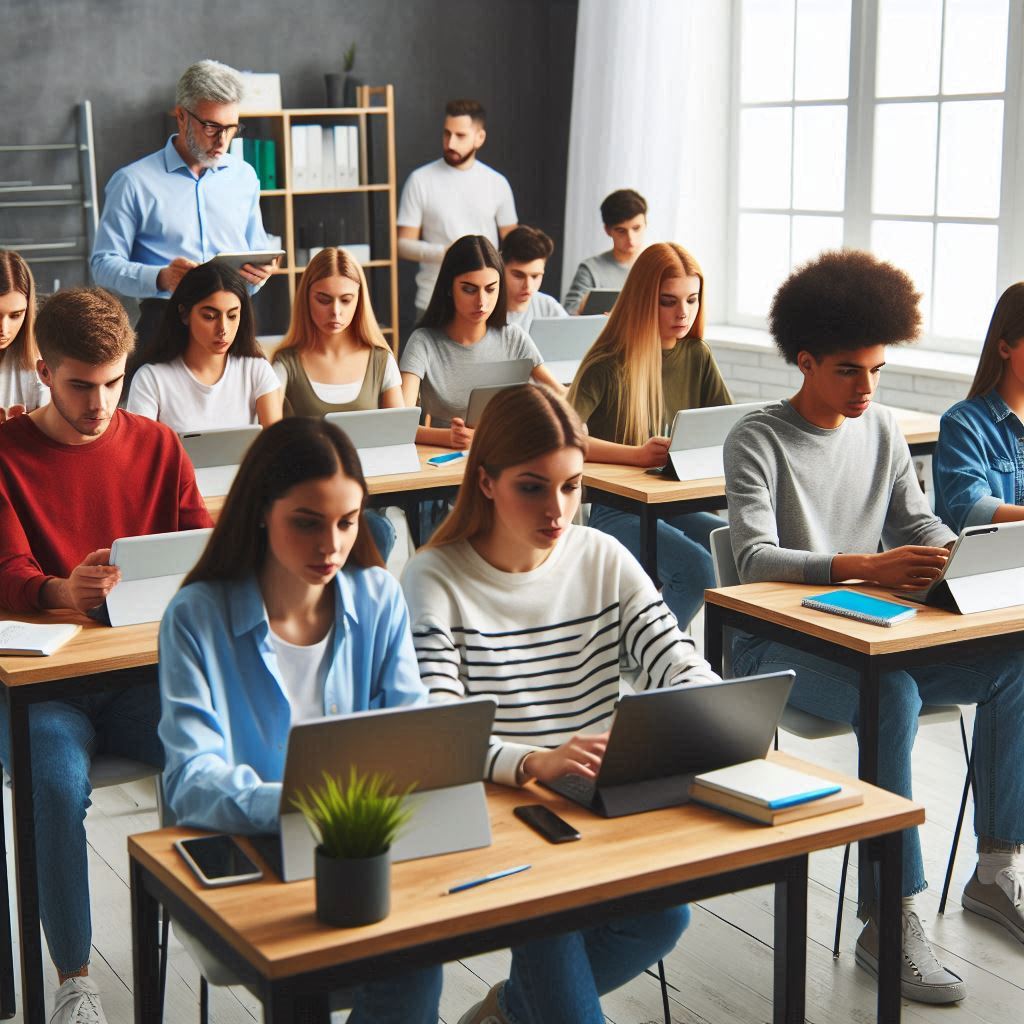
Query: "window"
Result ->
[[729, 0, 1022, 353]]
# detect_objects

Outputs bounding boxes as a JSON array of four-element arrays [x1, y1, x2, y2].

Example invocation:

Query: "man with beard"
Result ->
[[397, 99, 518, 320], [91, 60, 274, 378]]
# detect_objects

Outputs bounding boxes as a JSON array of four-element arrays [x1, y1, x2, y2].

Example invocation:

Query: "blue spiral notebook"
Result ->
[[801, 590, 917, 627]]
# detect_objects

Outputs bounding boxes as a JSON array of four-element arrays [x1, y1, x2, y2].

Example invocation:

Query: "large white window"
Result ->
[[729, 0, 1023, 352]]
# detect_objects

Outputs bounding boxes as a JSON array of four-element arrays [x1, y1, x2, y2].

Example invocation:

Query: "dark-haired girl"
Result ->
[[127, 262, 282, 431]]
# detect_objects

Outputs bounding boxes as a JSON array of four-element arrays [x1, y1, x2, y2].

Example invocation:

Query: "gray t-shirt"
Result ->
[[400, 324, 542, 428], [723, 399, 954, 584], [507, 292, 569, 334], [563, 250, 631, 314]]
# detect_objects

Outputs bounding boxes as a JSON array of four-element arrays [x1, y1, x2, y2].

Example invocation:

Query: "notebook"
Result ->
[[801, 590, 917, 627], [0, 621, 80, 657]]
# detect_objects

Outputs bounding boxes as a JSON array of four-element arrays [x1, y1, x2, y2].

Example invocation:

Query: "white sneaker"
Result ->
[[50, 977, 108, 1024]]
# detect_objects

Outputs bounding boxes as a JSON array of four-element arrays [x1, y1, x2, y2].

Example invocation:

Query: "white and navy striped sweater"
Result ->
[[400, 526, 719, 786]]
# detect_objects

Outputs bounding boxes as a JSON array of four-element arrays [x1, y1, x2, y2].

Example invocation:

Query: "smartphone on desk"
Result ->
[[514, 805, 581, 844], [175, 835, 263, 888]]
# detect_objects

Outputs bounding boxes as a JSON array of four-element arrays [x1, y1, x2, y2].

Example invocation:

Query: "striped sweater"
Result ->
[[400, 525, 719, 785]]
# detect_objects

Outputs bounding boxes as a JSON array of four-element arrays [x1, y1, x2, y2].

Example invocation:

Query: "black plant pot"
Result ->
[[343, 75, 364, 107], [314, 846, 391, 927]]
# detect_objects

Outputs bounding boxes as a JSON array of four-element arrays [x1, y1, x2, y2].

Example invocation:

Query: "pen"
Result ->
[[445, 863, 531, 894], [427, 450, 468, 467]]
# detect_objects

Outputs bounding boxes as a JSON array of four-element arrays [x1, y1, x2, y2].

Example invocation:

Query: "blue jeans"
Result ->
[[501, 905, 690, 1023], [732, 634, 1024, 897], [365, 509, 397, 563], [347, 966, 442, 1023], [0, 670, 163, 974], [587, 505, 723, 627]]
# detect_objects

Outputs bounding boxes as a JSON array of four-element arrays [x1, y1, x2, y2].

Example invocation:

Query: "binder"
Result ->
[[321, 128, 336, 188], [306, 124, 323, 189], [261, 139, 277, 190], [290, 124, 308, 189]]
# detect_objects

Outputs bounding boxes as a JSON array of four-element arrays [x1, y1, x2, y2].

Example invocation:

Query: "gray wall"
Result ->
[[3, 0, 578, 331]]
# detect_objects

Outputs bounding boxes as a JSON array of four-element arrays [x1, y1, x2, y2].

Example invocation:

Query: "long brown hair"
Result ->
[[967, 282, 1024, 400], [419, 235, 508, 330], [274, 247, 389, 357], [428, 384, 588, 548], [184, 418, 383, 585], [0, 251, 38, 372], [567, 242, 706, 445]]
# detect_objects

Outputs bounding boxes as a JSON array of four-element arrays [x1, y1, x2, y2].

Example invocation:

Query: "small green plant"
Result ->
[[292, 768, 413, 860], [343, 43, 357, 73]]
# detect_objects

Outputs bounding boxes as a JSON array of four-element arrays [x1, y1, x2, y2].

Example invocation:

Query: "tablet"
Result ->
[[579, 289, 619, 315], [212, 249, 285, 270]]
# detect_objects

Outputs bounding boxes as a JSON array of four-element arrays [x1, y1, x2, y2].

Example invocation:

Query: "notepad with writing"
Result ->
[[801, 589, 917, 627], [0, 621, 80, 657]]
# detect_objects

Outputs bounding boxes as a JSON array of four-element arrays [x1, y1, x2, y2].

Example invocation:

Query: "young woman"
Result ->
[[159, 417, 440, 1023], [402, 385, 717, 1024], [127, 262, 283, 431], [934, 282, 1024, 532], [0, 250, 47, 420], [400, 234, 564, 450], [273, 246, 403, 415], [568, 242, 732, 627]]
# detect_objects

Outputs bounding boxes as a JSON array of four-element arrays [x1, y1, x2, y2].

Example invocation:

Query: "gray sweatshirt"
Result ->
[[563, 250, 630, 314], [723, 400, 955, 584]]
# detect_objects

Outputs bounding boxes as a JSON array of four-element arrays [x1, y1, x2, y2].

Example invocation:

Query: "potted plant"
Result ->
[[341, 43, 363, 107], [292, 767, 413, 927]]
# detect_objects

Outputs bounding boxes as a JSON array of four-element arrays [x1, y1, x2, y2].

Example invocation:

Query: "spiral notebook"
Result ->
[[801, 590, 917, 627]]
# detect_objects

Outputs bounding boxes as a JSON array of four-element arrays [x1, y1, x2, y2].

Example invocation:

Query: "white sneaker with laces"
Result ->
[[50, 976, 108, 1024]]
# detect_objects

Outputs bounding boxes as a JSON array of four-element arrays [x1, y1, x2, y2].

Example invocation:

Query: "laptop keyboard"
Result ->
[[549, 772, 597, 805]]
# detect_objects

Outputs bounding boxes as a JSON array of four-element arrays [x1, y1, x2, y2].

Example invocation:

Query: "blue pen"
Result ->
[[445, 863, 531, 894], [427, 450, 467, 467]]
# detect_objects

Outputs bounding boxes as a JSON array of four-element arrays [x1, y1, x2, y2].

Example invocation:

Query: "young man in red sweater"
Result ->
[[0, 287, 211, 1024]]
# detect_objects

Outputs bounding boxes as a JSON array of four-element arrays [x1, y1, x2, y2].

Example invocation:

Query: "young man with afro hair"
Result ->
[[723, 249, 1024, 1005]]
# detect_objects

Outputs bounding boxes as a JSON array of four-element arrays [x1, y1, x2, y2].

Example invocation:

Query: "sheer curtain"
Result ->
[[562, 0, 732, 318]]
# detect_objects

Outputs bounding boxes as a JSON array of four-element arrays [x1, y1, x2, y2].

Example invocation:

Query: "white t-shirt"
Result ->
[[127, 355, 281, 432], [397, 158, 518, 310], [267, 624, 334, 723], [273, 352, 402, 405], [0, 356, 48, 412], [507, 292, 569, 334]]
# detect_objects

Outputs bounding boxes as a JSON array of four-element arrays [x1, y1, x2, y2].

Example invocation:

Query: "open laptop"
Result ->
[[648, 402, 768, 481], [543, 671, 795, 818], [528, 315, 604, 384], [105, 528, 213, 627], [256, 697, 497, 881], [179, 425, 262, 498], [899, 520, 1024, 614], [579, 289, 619, 315], [325, 407, 422, 477]]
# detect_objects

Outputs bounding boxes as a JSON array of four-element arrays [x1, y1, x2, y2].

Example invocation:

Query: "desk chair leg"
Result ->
[[939, 722, 974, 916], [199, 976, 208, 1024], [833, 843, 851, 958], [657, 958, 671, 1023], [157, 910, 170, 1020]]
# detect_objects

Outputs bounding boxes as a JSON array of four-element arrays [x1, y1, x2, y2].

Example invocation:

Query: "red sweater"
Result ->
[[0, 411, 212, 613]]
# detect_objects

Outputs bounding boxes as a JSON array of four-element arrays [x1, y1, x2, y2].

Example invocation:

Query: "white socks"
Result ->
[[977, 849, 1017, 885]]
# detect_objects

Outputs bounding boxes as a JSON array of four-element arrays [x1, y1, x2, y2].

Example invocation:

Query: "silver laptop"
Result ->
[[900, 521, 1024, 614], [106, 528, 212, 627], [465, 383, 524, 428], [544, 671, 795, 818], [262, 697, 497, 881], [325, 407, 422, 477], [179, 425, 262, 498], [461, 357, 534, 393], [529, 315, 604, 385], [650, 402, 769, 481]]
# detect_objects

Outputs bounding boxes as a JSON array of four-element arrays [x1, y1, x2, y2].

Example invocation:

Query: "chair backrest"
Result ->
[[709, 526, 740, 587]]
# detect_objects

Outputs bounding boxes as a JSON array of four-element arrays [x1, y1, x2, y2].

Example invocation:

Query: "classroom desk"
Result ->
[[582, 406, 940, 582], [0, 615, 159, 1024], [130, 753, 921, 1024]]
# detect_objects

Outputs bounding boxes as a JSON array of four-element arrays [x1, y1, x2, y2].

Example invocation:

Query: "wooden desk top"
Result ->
[[204, 445, 467, 519], [129, 752, 921, 981], [706, 581, 1024, 656]]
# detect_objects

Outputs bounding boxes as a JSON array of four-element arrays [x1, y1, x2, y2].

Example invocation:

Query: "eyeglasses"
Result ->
[[182, 107, 245, 139]]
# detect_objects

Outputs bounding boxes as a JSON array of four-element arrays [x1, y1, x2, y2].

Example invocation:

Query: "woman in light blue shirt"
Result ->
[[158, 416, 438, 1023], [934, 283, 1024, 533]]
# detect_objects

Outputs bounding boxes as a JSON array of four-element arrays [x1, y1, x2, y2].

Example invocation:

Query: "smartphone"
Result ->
[[513, 804, 581, 844], [175, 835, 264, 888], [427, 451, 467, 467]]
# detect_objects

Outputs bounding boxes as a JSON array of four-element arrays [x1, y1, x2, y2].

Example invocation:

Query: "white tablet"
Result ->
[[212, 249, 284, 270]]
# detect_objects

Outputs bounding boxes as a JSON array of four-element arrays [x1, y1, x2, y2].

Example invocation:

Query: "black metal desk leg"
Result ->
[[858, 660, 881, 785], [262, 982, 328, 1024], [874, 832, 903, 1024], [404, 496, 422, 550], [704, 604, 724, 676], [130, 860, 161, 1024], [0, 761, 16, 1018], [639, 509, 661, 587], [773, 855, 808, 1024]]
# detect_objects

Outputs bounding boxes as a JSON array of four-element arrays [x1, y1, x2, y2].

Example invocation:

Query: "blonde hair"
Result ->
[[428, 385, 588, 548], [0, 251, 38, 372], [567, 242, 705, 446], [275, 247, 389, 357], [967, 282, 1024, 400]]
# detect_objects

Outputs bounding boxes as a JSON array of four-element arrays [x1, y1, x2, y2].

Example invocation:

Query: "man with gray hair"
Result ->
[[91, 59, 275, 371]]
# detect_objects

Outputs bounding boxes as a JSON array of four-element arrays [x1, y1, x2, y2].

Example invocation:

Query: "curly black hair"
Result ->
[[768, 249, 922, 364]]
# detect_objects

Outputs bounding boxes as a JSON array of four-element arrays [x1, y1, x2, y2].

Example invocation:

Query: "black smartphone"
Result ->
[[175, 835, 263, 887], [514, 804, 581, 844]]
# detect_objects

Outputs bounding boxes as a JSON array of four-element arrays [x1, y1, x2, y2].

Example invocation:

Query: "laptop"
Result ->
[[579, 289, 619, 315], [179, 425, 262, 498], [257, 697, 497, 881], [105, 528, 213, 627], [325, 407, 422, 477], [461, 358, 534, 394], [543, 671, 795, 818], [528, 316, 604, 383], [649, 402, 768, 481], [899, 520, 1024, 614]]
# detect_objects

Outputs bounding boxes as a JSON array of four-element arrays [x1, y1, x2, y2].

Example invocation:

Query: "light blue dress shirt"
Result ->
[[90, 136, 269, 299], [934, 391, 1024, 533], [158, 566, 426, 834]]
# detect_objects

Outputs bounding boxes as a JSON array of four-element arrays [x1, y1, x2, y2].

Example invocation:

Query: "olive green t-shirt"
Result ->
[[571, 339, 733, 442]]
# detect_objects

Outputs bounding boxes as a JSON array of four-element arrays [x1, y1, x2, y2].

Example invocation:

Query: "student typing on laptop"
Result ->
[[158, 418, 440, 1022], [402, 385, 718, 1024], [0, 287, 211, 1024], [723, 250, 1024, 1005]]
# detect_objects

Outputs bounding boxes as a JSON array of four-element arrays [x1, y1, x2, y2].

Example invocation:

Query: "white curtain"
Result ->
[[562, 0, 732, 319]]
